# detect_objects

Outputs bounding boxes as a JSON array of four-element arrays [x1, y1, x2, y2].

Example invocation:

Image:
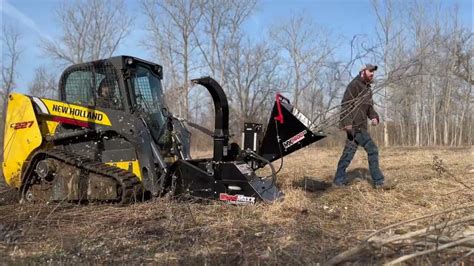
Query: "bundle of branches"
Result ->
[[327, 204, 474, 265]]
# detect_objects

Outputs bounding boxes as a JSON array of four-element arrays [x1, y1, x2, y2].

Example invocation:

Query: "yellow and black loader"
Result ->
[[2, 56, 325, 204]]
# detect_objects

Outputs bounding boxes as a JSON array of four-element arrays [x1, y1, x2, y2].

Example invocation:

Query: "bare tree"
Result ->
[[371, 0, 399, 147], [28, 66, 57, 99], [408, 1, 434, 146], [226, 40, 281, 129], [1, 24, 22, 136], [0, 24, 22, 164], [139, 0, 472, 148], [193, 0, 257, 88], [42, 0, 133, 65], [451, 30, 473, 86], [446, 18, 473, 145], [305, 62, 344, 128], [270, 12, 333, 109], [1, 24, 21, 103], [366, 0, 474, 147], [141, 0, 203, 119]]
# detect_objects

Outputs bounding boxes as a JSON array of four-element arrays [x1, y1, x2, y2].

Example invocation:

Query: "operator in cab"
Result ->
[[96, 77, 118, 109]]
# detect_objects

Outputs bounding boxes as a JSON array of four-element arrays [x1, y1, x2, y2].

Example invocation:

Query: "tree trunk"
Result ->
[[383, 87, 389, 147], [399, 119, 404, 146], [468, 116, 472, 145], [443, 118, 449, 146], [415, 101, 420, 146], [431, 81, 437, 145]]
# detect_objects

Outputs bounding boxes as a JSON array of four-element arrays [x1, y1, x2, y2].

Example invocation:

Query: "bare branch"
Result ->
[[41, 0, 133, 66]]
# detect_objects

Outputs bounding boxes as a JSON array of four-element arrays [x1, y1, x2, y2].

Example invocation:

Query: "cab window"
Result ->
[[62, 64, 123, 110]]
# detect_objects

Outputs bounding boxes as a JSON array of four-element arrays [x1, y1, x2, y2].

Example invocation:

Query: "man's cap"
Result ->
[[360, 64, 378, 72]]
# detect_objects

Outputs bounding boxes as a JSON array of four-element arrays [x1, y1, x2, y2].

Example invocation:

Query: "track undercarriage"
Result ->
[[20, 149, 143, 204]]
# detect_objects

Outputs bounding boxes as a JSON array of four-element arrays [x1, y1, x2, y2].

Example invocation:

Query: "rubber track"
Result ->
[[34, 149, 142, 204]]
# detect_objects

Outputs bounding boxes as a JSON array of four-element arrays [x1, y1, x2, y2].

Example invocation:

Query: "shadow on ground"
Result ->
[[293, 167, 373, 192]]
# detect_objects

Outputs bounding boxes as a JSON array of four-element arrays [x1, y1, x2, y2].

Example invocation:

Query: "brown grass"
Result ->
[[0, 147, 473, 264]]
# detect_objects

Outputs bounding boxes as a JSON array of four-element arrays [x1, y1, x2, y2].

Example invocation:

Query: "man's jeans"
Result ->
[[334, 130, 384, 186]]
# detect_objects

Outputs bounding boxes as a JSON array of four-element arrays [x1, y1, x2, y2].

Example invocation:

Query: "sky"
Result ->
[[1, 0, 472, 93]]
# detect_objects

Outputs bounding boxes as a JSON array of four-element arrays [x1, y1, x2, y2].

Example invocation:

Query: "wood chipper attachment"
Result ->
[[167, 78, 326, 204]]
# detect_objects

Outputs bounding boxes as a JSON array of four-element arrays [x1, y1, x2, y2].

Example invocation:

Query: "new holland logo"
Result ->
[[282, 130, 307, 149], [51, 104, 104, 121]]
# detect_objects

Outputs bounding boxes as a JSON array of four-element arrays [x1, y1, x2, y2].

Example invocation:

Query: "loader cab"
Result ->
[[58, 56, 167, 140]]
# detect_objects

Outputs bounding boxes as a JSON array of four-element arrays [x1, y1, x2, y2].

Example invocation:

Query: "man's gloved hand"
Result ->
[[343, 124, 353, 131], [371, 118, 378, 126]]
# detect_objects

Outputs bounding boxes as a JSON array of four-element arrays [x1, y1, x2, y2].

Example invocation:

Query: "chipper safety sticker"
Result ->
[[282, 130, 307, 149]]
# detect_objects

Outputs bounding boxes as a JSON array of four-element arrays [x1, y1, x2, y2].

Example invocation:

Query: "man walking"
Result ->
[[333, 64, 394, 189]]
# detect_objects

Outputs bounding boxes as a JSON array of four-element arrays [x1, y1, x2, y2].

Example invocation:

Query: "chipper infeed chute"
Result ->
[[258, 93, 326, 163]]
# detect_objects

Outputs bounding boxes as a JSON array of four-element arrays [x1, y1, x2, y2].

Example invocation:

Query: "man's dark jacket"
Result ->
[[340, 75, 379, 131]]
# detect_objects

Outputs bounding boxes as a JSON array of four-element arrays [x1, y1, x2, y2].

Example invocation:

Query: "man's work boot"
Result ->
[[332, 182, 348, 189], [374, 178, 397, 190]]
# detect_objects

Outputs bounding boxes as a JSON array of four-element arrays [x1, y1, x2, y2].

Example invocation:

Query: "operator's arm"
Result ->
[[340, 81, 359, 129]]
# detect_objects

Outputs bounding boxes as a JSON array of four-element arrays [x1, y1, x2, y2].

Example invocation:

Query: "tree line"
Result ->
[[1, 0, 472, 147]]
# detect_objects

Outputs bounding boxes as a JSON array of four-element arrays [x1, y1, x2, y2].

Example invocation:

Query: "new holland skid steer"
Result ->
[[2, 56, 325, 204]]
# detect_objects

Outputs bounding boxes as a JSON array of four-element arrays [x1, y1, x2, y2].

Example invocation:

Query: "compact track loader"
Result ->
[[2, 56, 325, 204]]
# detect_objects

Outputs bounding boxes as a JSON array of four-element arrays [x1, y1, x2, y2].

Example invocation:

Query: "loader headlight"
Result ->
[[154, 65, 163, 79], [126, 57, 134, 65]]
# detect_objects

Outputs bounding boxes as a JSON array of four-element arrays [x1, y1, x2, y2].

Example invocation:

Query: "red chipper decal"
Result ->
[[282, 130, 307, 149], [10, 121, 34, 130], [219, 193, 256, 205]]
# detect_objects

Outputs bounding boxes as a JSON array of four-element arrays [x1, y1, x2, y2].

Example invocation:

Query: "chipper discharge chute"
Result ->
[[2, 55, 325, 205]]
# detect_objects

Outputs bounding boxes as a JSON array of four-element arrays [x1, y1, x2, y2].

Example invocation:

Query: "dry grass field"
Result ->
[[0, 147, 473, 264]]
